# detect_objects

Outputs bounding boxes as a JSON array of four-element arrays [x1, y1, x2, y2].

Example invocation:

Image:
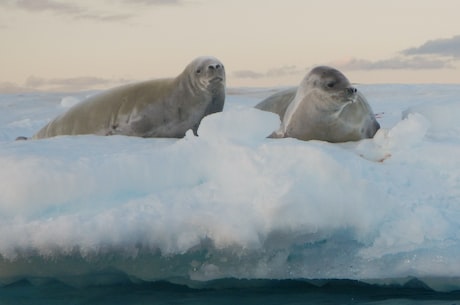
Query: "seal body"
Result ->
[[32, 56, 226, 139], [255, 87, 297, 119], [255, 66, 380, 142]]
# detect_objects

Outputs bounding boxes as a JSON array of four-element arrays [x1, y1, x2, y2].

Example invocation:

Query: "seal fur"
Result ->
[[31, 56, 226, 139], [255, 66, 380, 142]]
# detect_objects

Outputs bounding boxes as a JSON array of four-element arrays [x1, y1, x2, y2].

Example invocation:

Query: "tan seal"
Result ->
[[31, 56, 226, 139], [255, 66, 380, 142]]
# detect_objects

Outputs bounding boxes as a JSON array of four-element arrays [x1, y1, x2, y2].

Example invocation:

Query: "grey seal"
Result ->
[[255, 66, 380, 142], [30, 56, 226, 139]]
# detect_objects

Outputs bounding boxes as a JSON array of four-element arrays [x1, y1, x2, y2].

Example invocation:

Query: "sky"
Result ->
[[1, 0, 459, 93]]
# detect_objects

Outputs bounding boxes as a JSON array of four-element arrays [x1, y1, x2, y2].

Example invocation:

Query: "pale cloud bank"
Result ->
[[334, 35, 459, 72], [0, 0, 184, 23], [234, 35, 460, 79], [11, 0, 82, 14], [0, 82, 38, 94], [402, 35, 460, 58], [121, 0, 184, 5], [0, 0, 132, 22], [333, 56, 454, 71], [233, 65, 305, 79], [0, 76, 133, 93]]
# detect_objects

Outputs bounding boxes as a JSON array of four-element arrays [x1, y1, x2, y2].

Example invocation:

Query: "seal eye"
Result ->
[[326, 82, 335, 88], [196, 69, 201, 74]]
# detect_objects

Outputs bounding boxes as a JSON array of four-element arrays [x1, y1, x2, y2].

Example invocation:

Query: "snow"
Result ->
[[0, 84, 460, 291]]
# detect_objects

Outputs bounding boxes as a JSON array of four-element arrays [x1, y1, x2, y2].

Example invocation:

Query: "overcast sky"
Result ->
[[1, 0, 459, 92]]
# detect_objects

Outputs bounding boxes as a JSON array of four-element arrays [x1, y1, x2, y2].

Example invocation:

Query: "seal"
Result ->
[[30, 56, 226, 139], [255, 66, 380, 142]]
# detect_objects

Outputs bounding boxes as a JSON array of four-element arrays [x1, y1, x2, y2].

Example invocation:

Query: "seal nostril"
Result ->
[[348, 87, 357, 94], [208, 65, 215, 70]]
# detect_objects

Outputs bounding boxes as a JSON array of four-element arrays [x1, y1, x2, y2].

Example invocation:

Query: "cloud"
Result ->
[[1, 0, 134, 22], [24, 76, 133, 91], [402, 35, 460, 58], [3, 0, 83, 15], [0, 76, 133, 93], [334, 56, 454, 71], [0, 82, 38, 94], [233, 65, 305, 79], [121, 0, 184, 5], [74, 12, 134, 22], [266, 65, 304, 77], [233, 70, 264, 79], [0, 0, 189, 24]]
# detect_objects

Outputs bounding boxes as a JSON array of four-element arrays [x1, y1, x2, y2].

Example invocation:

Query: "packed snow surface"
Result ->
[[0, 84, 460, 291]]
